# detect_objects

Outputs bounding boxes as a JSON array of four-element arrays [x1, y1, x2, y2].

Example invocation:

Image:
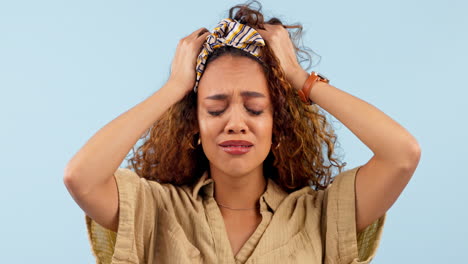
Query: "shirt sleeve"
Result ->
[[84, 167, 161, 264], [321, 165, 387, 264]]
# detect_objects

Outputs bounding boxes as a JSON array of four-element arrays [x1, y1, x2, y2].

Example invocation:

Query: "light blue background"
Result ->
[[1, 0, 466, 262]]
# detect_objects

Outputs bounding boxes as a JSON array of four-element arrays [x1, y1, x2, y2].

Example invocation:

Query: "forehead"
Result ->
[[197, 55, 269, 99]]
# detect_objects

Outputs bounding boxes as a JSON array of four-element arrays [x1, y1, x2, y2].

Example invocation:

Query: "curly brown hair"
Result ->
[[125, 0, 346, 192]]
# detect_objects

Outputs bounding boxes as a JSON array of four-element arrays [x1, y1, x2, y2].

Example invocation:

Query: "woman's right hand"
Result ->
[[168, 27, 211, 97]]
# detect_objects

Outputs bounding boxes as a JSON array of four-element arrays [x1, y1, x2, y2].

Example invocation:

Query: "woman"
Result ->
[[64, 1, 421, 263]]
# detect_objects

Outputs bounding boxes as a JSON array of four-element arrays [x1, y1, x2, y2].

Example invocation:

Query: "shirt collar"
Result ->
[[190, 170, 288, 213]]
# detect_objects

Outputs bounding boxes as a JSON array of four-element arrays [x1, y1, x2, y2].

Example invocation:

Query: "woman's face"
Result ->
[[197, 55, 273, 177]]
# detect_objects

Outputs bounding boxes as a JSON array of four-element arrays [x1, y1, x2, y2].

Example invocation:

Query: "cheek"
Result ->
[[198, 117, 221, 142], [197, 118, 207, 133], [257, 116, 273, 134]]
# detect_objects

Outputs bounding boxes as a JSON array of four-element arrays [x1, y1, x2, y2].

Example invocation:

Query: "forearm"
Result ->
[[292, 69, 420, 166], [64, 80, 183, 193]]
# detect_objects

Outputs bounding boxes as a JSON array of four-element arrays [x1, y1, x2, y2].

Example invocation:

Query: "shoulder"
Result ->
[[114, 168, 204, 208], [114, 167, 191, 193]]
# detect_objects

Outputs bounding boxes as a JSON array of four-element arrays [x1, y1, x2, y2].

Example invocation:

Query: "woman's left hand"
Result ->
[[256, 24, 309, 91]]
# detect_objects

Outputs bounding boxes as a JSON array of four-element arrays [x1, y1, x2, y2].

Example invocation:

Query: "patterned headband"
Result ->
[[193, 18, 266, 93]]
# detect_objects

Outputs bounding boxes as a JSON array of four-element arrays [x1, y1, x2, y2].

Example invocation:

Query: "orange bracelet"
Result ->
[[297, 71, 329, 105]]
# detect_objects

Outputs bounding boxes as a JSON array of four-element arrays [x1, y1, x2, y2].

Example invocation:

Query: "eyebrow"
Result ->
[[204, 91, 266, 100]]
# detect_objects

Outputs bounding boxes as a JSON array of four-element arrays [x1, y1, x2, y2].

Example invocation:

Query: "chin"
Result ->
[[216, 158, 266, 177]]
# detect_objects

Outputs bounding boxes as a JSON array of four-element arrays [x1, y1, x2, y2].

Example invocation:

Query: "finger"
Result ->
[[195, 32, 210, 46], [195, 31, 210, 50], [197, 30, 210, 39], [194, 27, 209, 37], [256, 28, 269, 39], [256, 28, 266, 34], [186, 27, 205, 39]]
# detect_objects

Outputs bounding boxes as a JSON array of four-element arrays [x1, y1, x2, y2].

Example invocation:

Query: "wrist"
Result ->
[[308, 81, 328, 102], [297, 71, 330, 105], [162, 79, 189, 102], [289, 67, 309, 91]]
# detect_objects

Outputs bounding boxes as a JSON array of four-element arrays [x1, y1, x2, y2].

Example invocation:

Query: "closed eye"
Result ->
[[208, 108, 263, 116]]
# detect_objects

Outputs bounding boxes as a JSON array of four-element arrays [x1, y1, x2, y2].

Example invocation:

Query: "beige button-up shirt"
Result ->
[[85, 165, 386, 263]]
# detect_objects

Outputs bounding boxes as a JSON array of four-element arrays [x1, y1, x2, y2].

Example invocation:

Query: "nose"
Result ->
[[224, 105, 248, 134]]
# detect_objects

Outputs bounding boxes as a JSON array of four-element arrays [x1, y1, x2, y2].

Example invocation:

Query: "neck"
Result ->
[[209, 165, 267, 211]]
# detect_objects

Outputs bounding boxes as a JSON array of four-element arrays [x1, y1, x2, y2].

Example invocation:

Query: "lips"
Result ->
[[219, 140, 253, 155], [219, 140, 254, 147]]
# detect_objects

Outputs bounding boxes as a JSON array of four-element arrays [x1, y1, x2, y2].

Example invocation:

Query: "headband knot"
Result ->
[[193, 18, 266, 93]]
